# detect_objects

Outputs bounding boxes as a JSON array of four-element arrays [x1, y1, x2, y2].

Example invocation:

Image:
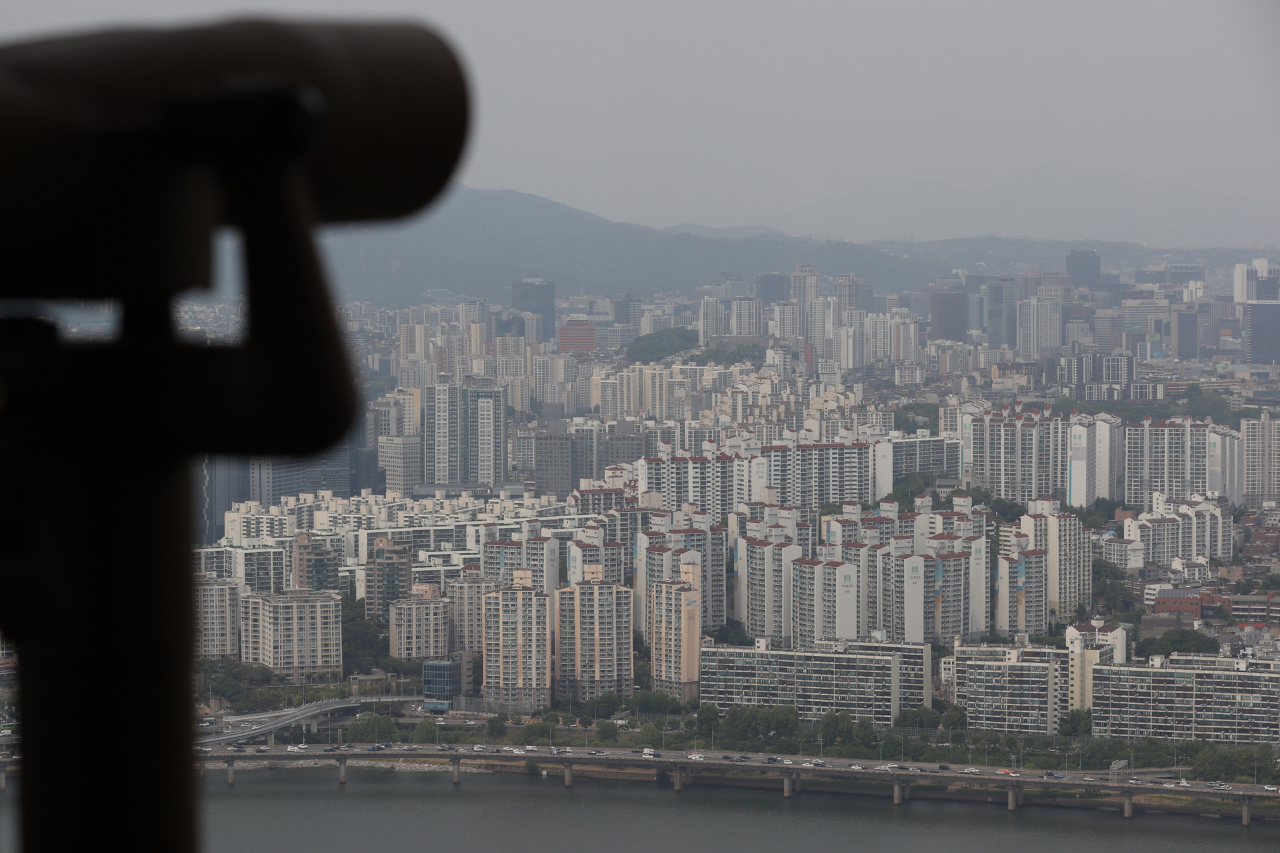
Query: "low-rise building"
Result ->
[[699, 640, 902, 726]]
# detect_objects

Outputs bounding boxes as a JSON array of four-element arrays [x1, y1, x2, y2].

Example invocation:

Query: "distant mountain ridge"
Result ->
[[319, 184, 951, 306], [767, 163, 1280, 247]]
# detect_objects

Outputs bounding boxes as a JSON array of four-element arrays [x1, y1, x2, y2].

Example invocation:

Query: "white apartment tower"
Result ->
[[1124, 416, 1244, 510], [388, 595, 451, 660], [483, 584, 553, 710], [445, 574, 499, 655], [556, 581, 634, 702], [239, 589, 343, 682]]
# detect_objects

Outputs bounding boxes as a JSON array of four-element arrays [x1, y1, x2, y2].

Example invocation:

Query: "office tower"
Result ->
[[533, 432, 572, 501], [194, 455, 250, 544], [981, 279, 1018, 351], [194, 577, 240, 661], [929, 290, 969, 342], [756, 273, 791, 307], [558, 316, 597, 352], [445, 575, 499, 655], [1092, 308, 1121, 353], [365, 535, 412, 623], [247, 443, 353, 507], [389, 594, 451, 660], [1125, 416, 1244, 510], [728, 298, 763, 337], [1244, 302, 1280, 366], [511, 278, 555, 342], [556, 580, 634, 702], [239, 588, 343, 682], [1020, 270, 1073, 300], [291, 532, 342, 591], [699, 297, 725, 345], [833, 274, 867, 321], [648, 574, 702, 704], [483, 584, 553, 709], [961, 403, 1071, 504], [1242, 412, 1280, 509], [1170, 309, 1199, 360], [1065, 250, 1101, 293], [612, 293, 640, 325], [378, 435, 422, 496], [1017, 297, 1063, 360]]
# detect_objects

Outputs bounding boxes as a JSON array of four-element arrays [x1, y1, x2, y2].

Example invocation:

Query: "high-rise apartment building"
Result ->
[[389, 594, 451, 660], [980, 278, 1018, 352], [648, 574, 702, 704], [1243, 411, 1280, 509], [421, 382, 508, 487], [291, 532, 343, 591], [961, 403, 1071, 504], [1124, 416, 1244, 510], [556, 580, 633, 702], [445, 574, 499, 655], [833, 274, 867, 322], [483, 584, 553, 710], [194, 577, 240, 661], [1019, 500, 1089, 622], [365, 535, 412, 623], [239, 588, 343, 682], [1017, 297, 1063, 361], [993, 545, 1048, 636], [728, 298, 763, 337], [699, 297, 726, 345], [480, 535, 559, 596]]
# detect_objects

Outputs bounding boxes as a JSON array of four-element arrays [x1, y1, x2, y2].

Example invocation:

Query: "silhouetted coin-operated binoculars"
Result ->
[[0, 19, 468, 853]]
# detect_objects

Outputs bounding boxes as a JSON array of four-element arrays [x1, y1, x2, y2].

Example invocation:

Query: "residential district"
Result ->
[[10, 254, 1280, 751]]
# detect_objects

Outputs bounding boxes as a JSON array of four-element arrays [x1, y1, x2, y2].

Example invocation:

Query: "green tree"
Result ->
[[543, 711, 561, 725], [696, 702, 720, 736], [852, 716, 878, 748], [487, 714, 508, 739], [1134, 628, 1220, 658], [940, 705, 966, 730], [412, 718, 438, 743], [347, 712, 396, 744], [596, 720, 619, 742]]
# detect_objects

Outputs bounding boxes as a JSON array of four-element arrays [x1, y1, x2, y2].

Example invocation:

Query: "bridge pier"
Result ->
[[783, 775, 794, 798], [267, 732, 274, 748], [563, 763, 573, 788], [1123, 792, 1133, 819], [1241, 796, 1250, 827], [226, 760, 235, 786], [338, 758, 346, 785], [307, 719, 319, 734], [452, 758, 461, 785], [894, 781, 903, 805], [674, 765, 683, 792], [1007, 787, 1017, 811]]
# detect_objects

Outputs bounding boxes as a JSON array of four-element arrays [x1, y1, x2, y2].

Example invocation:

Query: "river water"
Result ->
[[2, 766, 1278, 851]]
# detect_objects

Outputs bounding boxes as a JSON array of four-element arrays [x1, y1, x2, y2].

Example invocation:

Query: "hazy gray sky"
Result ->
[[3, 1, 1278, 229]]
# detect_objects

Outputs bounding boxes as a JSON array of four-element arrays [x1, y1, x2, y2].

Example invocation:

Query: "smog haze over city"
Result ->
[[4, 1, 1280, 245], [7, 4, 1280, 853]]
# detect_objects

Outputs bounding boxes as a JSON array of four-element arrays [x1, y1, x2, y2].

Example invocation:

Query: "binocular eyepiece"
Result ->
[[0, 19, 469, 298]]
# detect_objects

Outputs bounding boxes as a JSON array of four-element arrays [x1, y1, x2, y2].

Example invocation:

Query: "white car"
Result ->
[[801, 763, 814, 768], [472, 745, 484, 752], [513, 749, 525, 755], [1082, 776, 1095, 781], [1264, 785, 1278, 792], [849, 764, 864, 770], [782, 759, 793, 765], [1179, 781, 1191, 787], [874, 765, 892, 771], [1163, 783, 1175, 788]]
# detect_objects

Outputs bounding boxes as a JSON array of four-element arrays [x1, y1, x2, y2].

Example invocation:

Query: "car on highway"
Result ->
[[782, 759, 793, 765], [256, 747, 271, 753], [1081, 776, 1095, 781], [874, 765, 892, 771], [907, 766, 923, 773], [472, 745, 485, 752], [801, 763, 814, 768], [195, 746, 212, 753], [849, 764, 864, 770], [1264, 786, 1278, 792], [1179, 780, 1191, 787]]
